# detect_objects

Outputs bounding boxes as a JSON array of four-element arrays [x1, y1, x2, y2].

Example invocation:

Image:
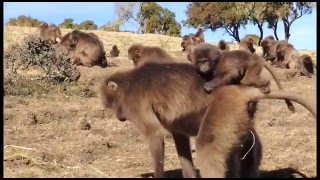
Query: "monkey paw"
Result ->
[[204, 83, 214, 93]]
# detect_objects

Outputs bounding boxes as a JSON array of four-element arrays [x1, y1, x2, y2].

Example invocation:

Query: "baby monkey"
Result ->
[[191, 43, 295, 112]]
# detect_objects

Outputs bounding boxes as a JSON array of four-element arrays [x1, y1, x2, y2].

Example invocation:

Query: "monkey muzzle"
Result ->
[[118, 117, 127, 122]]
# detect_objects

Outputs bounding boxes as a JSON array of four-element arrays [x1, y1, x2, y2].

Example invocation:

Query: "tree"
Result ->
[[78, 20, 98, 30], [280, 2, 314, 42], [184, 2, 249, 42], [263, 2, 314, 42], [59, 18, 75, 29], [246, 2, 270, 45], [137, 2, 181, 36], [100, 20, 121, 32], [114, 2, 141, 33], [6, 15, 43, 27]]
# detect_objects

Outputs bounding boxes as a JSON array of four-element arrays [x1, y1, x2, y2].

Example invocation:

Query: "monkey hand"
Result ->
[[204, 82, 215, 93]]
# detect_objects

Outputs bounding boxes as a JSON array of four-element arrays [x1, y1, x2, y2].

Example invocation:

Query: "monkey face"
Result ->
[[101, 81, 128, 122], [196, 58, 213, 74], [128, 49, 141, 66]]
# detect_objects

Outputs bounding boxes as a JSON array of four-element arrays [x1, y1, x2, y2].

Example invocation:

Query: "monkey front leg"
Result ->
[[204, 72, 238, 93], [172, 133, 196, 178]]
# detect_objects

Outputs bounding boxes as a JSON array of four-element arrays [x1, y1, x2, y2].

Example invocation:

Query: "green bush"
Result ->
[[4, 35, 81, 83]]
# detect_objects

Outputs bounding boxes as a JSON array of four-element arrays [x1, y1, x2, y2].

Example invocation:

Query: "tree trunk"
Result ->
[[282, 19, 290, 42], [257, 23, 263, 46], [273, 21, 279, 41]]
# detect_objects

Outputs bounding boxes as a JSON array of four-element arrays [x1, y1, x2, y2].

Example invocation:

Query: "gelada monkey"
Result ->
[[191, 43, 296, 113], [195, 84, 316, 178], [60, 30, 107, 68], [127, 44, 175, 67], [38, 22, 62, 44], [298, 54, 316, 78], [100, 62, 316, 178]]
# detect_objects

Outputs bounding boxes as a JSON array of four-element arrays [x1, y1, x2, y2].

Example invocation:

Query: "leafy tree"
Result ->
[[137, 2, 181, 36], [280, 2, 314, 42], [100, 20, 121, 32], [184, 2, 249, 42], [78, 20, 98, 30], [264, 2, 314, 42], [59, 18, 74, 29], [6, 15, 43, 27], [114, 2, 141, 33]]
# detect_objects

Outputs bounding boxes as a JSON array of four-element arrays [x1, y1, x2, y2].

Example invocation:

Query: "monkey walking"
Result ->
[[195, 84, 316, 178], [191, 43, 296, 112], [100, 62, 315, 178]]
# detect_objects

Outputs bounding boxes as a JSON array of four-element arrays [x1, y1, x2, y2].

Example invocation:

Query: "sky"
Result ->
[[3, 2, 317, 50]]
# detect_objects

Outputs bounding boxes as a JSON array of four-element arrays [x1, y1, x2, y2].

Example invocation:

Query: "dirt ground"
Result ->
[[3, 26, 317, 178]]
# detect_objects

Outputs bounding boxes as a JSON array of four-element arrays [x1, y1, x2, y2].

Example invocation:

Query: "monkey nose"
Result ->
[[118, 117, 127, 122]]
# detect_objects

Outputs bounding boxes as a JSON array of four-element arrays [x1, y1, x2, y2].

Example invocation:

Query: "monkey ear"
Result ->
[[107, 81, 118, 91]]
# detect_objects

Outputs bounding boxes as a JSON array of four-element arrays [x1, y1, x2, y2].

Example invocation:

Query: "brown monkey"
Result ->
[[191, 43, 295, 112], [127, 44, 175, 67], [100, 62, 315, 178], [298, 54, 316, 78], [239, 37, 256, 53], [38, 22, 62, 44], [60, 30, 107, 68], [191, 36, 202, 46], [196, 85, 316, 178], [100, 63, 259, 178], [218, 40, 230, 51], [274, 41, 299, 70], [194, 28, 205, 43], [110, 45, 120, 57], [181, 35, 194, 53], [264, 35, 275, 41], [187, 52, 193, 62], [260, 36, 277, 62]]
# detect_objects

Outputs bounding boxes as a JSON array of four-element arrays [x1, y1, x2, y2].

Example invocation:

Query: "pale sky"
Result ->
[[3, 2, 317, 50]]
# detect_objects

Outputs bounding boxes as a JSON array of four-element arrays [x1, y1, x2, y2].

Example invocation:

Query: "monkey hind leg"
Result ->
[[240, 66, 270, 94]]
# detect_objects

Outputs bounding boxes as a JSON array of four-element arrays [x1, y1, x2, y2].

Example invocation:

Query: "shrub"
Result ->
[[4, 35, 81, 83]]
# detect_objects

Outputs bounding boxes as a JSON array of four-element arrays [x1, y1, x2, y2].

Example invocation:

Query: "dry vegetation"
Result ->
[[4, 26, 317, 178]]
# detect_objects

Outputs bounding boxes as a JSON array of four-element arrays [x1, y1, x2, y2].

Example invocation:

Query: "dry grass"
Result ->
[[3, 25, 317, 178]]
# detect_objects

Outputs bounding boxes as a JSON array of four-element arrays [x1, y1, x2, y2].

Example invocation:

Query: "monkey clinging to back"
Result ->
[[190, 43, 295, 112]]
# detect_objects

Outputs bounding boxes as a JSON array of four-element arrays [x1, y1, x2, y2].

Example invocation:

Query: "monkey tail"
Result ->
[[242, 86, 316, 119], [264, 63, 296, 113]]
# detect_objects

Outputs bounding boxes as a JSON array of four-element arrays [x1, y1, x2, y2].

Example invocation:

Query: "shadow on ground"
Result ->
[[140, 167, 311, 178]]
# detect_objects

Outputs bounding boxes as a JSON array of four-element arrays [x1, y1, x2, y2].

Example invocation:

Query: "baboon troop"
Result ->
[[32, 21, 315, 178], [38, 22, 62, 44], [239, 37, 256, 54], [181, 28, 205, 52], [110, 45, 120, 57], [60, 30, 107, 68], [127, 43, 175, 67]]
